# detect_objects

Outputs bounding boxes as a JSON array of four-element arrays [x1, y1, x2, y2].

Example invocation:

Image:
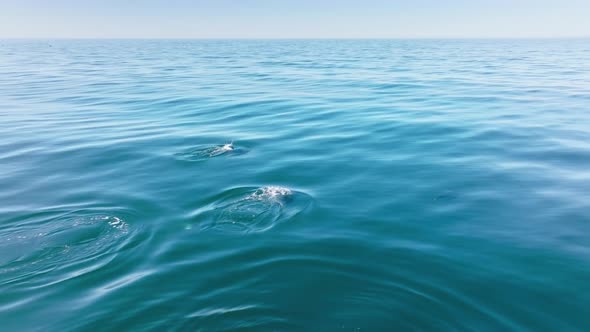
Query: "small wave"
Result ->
[[191, 186, 312, 233], [175, 142, 248, 161], [0, 210, 139, 286]]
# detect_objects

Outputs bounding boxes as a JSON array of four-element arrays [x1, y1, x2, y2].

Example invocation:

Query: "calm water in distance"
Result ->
[[1, 39, 590, 331]]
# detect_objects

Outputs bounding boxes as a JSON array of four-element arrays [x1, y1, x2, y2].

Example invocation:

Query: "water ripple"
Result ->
[[0, 209, 142, 287], [189, 186, 313, 233], [175, 142, 248, 161]]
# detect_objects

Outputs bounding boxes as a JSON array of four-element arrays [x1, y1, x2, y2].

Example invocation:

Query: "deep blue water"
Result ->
[[1, 39, 590, 331]]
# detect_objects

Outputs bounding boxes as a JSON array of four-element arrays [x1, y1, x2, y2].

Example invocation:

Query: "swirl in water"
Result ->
[[0, 210, 139, 287], [192, 186, 312, 233], [175, 142, 247, 161]]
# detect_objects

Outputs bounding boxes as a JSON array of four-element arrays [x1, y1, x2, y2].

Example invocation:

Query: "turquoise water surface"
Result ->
[[1, 39, 590, 331]]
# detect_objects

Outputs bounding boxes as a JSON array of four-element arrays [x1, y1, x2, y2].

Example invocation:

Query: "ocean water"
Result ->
[[1, 39, 590, 331]]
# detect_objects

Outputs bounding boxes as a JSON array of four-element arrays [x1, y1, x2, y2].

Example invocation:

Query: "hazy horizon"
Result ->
[[1, 0, 589, 39], [3, 37, 590, 40]]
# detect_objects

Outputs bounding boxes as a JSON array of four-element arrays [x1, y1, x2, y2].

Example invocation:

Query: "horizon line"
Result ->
[[2, 36, 590, 40]]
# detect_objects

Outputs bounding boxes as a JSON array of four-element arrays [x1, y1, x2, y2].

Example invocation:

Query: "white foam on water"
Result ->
[[209, 142, 234, 156], [248, 186, 293, 203], [195, 185, 313, 233]]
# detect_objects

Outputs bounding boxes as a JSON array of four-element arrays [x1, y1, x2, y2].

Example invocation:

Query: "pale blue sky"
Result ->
[[1, 0, 589, 38]]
